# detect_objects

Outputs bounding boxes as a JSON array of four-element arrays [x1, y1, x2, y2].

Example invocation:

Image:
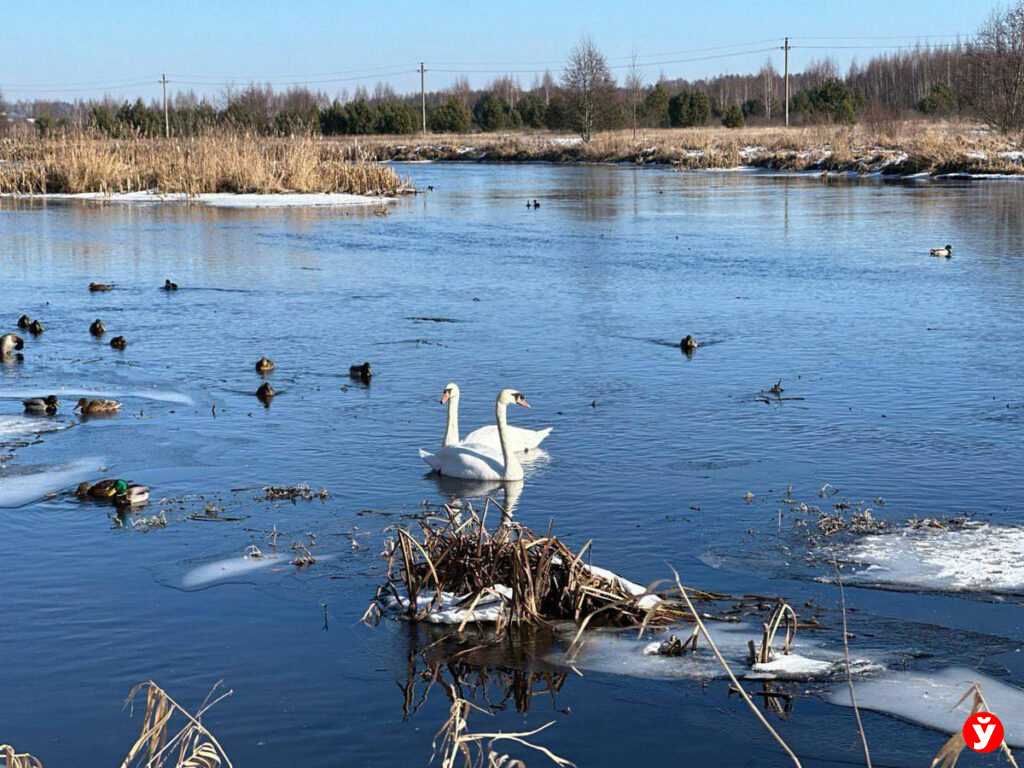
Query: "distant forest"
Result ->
[[3, 4, 1024, 139]]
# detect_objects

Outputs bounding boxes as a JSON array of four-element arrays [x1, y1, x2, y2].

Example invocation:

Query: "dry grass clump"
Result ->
[[363, 501, 689, 632], [0, 134, 410, 196]]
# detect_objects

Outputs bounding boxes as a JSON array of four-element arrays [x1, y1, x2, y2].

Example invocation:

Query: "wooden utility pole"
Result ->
[[160, 74, 169, 137], [783, 38, 790, 127], [419, 62, 427, 134]]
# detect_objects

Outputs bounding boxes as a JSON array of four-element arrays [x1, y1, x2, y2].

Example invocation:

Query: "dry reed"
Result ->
[[432, 688, 574, 768], [120, 680, 233, 768], [0, 134, 410, 196], [0, 745, 42, 768], [931, 684, 1019, 768]]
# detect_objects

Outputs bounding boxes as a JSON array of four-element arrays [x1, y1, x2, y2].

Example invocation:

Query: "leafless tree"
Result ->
[[759, 60, 777, 121], [625, 49, 644, 140], [966, 1, 1024, 134], [562, 36, 616, 141]]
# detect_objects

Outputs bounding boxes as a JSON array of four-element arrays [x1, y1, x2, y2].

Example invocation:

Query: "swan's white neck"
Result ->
[[442, 394, 459, 447], [495, 398, 523, 480]]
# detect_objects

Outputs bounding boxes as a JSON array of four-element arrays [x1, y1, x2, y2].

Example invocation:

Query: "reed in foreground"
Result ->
[[0, 135, 410, 196]]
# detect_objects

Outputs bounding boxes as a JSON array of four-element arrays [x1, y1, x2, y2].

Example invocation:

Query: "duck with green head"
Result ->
[[23, 395, 60, 415]]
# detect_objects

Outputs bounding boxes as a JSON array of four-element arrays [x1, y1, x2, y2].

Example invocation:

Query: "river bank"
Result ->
[[345, 122, 1024, 177]]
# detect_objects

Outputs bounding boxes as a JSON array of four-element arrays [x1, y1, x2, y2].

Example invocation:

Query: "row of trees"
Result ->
[[6, 3, 1024, 140]]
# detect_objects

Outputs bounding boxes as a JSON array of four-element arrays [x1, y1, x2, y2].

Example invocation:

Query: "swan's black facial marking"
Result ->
[[513, 392, 531, 408]]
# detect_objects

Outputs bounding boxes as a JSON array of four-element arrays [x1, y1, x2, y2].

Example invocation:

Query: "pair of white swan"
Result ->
[[419, 383, 552, 481]]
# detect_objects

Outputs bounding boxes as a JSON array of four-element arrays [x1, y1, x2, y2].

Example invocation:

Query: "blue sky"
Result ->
[[0, 0, 993, 102]]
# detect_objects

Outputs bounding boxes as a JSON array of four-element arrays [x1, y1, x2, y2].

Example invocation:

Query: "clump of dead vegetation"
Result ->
[[257, 483, 329, 503], [0, 134, 411, 196], [362, 500, 692, 632]]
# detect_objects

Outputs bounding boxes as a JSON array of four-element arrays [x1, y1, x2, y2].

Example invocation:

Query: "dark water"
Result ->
[[2, 165, 1023, 767]]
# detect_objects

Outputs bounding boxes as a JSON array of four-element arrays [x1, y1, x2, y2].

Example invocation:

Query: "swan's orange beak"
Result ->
[[516, 396, 531, 408], [440, 391, 451, 404]]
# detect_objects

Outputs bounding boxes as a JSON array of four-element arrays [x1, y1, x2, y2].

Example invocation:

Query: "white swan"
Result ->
[[439, 382, 552, 452], [420, 389, 531, 481]]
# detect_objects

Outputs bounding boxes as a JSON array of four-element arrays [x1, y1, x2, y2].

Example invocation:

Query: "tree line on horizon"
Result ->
[[4, 3, 1024, 140]]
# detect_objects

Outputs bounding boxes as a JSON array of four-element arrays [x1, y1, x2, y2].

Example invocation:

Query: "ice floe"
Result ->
[[3, 191, 392, 208], [181, 551, 289, 589], [565, 622, 881, 682], [0, 387, 193, 405], [0, 457, 104, 508], [835, 522, 1024, 594], [386, 585, 514, 624], [830, 667, 1024, 747], [0, 414, 72, 440]]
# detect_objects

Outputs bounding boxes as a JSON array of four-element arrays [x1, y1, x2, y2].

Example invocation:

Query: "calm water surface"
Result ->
[[1, 165, 1023, 766]]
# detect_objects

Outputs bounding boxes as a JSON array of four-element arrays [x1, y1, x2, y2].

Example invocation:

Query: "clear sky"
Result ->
[[0, 0, 994, 103]]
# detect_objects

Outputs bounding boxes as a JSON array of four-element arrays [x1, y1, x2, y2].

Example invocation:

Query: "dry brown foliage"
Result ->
[[0, 134, 410, 196], [931, 683, 1019, 768]]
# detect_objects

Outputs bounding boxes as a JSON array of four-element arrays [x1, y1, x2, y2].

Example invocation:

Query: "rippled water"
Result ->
[[2, 166, 1023, 767]]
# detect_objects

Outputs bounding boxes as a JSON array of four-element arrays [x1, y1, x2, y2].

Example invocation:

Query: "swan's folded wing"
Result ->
[[419, 448, 443, 472]]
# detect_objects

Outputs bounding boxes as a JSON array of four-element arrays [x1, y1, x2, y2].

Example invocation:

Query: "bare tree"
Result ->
[[625, 49, 644, 140], [759, 60, 777, 121], [562, 36, 616, 141], [966, 1, 1024, 134]]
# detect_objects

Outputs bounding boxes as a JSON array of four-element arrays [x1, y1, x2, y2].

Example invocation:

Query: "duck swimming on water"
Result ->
[[110, 335, 127, 350], [76, 479, 150, 507], [0, 333, 24, 355], [255, 356, 275, 373], [23, 395, 60, 415], [75, 398, 121, 415], [17, 315, 32, 329], [162, 279, 179, 291], [930, 244, 953, 258], [28, 319, 44, 335], [89, 282, 113, 292], [90, 319, 105, 337]]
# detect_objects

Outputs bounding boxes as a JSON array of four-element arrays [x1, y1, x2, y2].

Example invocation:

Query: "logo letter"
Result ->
[[971, 723, 996, 750]]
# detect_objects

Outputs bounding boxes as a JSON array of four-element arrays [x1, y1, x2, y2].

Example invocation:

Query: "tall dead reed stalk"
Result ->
[[0, 745, 42, 768]]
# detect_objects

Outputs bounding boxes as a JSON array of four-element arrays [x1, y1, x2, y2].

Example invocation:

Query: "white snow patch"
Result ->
[[0, 457, 104, 508], [830, 667, 1024, 747], [838, 522, 1024, 593], [386, 585, 514, 624]]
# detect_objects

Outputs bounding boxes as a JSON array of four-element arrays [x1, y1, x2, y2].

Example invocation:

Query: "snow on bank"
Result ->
[[4, 191, 392, 208], [835, 522, 1024, 594], [0, 457, 104, 508], [830, 667, 1024, 747]]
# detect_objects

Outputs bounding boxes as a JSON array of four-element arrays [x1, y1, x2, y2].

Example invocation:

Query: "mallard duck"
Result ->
[[349, 362, 372, 383], [256, 382, 276, 403], [28, 319, 44, 335], [532, 199, 540, 209], [89, 282, 113, 292], [75, 479, 149, 507], [110, 335, 127, 350], [75, 397, 121, 414], [17, 315, 32, 329], [24, 395, 60, 415], [930, 244, 953, 258], [0, 333, 24, 354], [255, 356, 275, 373], [90, 319, 105, 337], [162, 279, 178, 291], [680, 335, 698, 353]]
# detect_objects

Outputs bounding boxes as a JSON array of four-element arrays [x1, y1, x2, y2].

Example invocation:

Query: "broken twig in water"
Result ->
[[1, 745, 42, 768]]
